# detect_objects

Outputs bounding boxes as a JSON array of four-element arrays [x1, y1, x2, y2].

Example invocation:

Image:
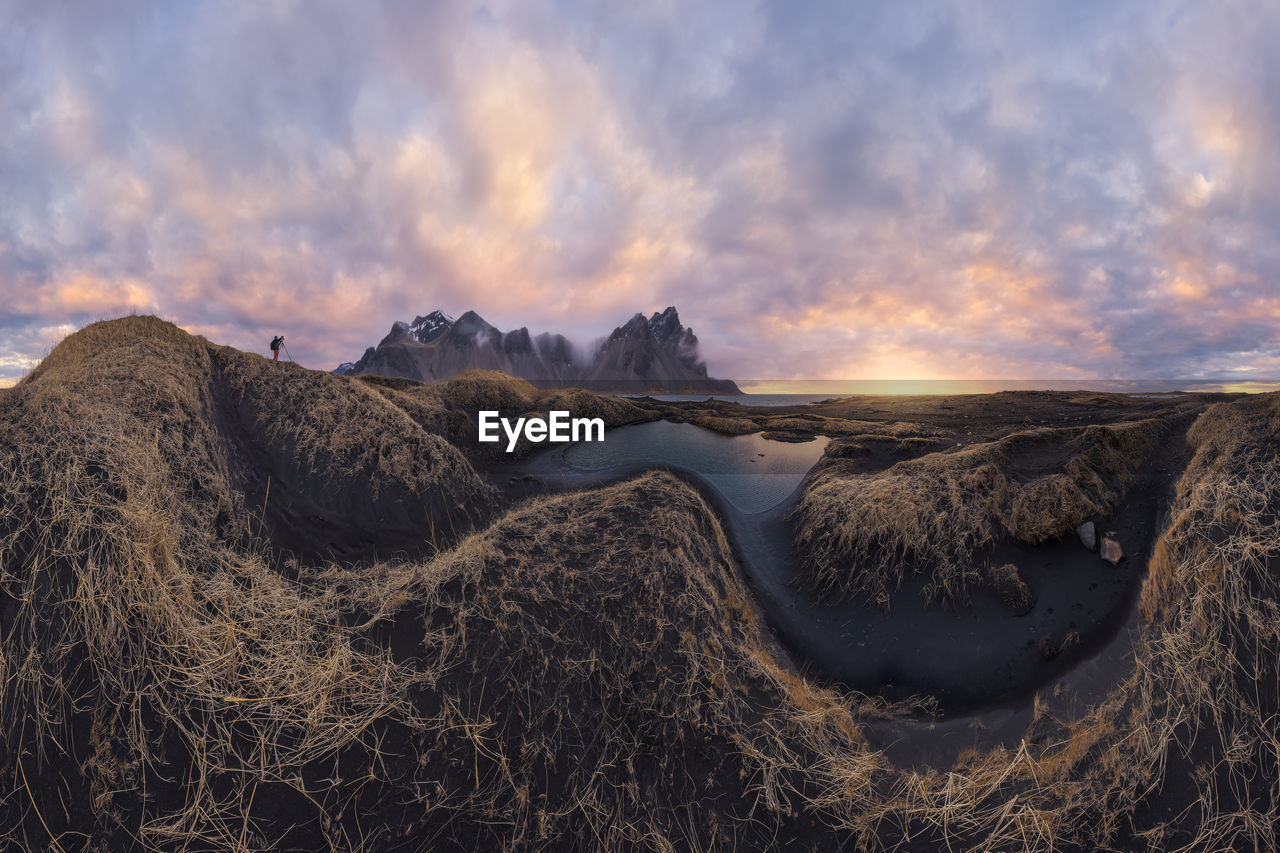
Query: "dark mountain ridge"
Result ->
[[344, 307, 740, 393]]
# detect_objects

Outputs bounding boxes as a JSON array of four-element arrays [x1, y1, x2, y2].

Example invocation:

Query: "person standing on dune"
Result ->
[[270, 335, 283, 362]]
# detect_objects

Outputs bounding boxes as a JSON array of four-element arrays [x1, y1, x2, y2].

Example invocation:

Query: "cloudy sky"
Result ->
[[2, 0, 1279, 384]]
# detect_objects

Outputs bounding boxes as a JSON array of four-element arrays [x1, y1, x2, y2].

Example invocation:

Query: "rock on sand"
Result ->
[[1100, 533, 1124, 565], [1076, 520, 1096, 551]]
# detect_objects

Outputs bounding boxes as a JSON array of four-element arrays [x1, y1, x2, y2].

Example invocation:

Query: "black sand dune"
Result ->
[[3, 316, 1280, 851]]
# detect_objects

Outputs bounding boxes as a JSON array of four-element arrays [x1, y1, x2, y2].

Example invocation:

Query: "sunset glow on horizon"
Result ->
[[3, 2, 1280, 383]]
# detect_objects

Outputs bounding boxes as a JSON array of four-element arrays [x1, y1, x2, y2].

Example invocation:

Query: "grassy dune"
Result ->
[[792, 418, 1168, 607], [2, 316, 1279, 850], [360, 369, 649, 462]]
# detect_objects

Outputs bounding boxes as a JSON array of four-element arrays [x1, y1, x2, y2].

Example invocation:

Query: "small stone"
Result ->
[[1100, 533, 1124, 565], [1076, 520, 1096, 551], [1038, 634, 1061, 660]]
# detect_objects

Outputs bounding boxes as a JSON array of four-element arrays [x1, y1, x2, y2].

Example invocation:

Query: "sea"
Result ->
[[625, 379, 1280, 406]]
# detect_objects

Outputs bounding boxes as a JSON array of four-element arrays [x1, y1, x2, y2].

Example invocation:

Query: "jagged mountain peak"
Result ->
[[377, 320, 414, 348], [611, 313, 652, 341], [451, 310, 500, 337], [647, 306, 686, 344], [408, 310, 454, 344], [345, 306, 738, 392]]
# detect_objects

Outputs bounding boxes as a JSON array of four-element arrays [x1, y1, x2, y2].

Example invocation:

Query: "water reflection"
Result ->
[[563, 420, 829, 514]]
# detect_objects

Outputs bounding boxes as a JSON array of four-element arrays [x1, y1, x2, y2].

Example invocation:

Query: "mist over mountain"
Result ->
[[344, 307, 740, 393]]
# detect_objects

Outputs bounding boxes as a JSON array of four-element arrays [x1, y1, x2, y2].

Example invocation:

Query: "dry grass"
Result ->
[[689, 414, 759, 435], [791, 419, 1166, 607], [797, 390, 1280, 852], [988, 562, 1034, 613], [213, 346, 495, 519], [353, 368, 648, 461], [4, 316, 1280, 851], [0, 317, 876, 849], [684, 411, 939, 441], [0, 317, 445, 849], [432, 369, 540, 412]]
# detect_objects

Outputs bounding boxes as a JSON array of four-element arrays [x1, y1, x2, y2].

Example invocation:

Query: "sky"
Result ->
[[2, 0, 1280, 384]]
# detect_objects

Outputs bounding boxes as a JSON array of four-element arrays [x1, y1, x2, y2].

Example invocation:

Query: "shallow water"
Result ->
[[723, 379, 1280, 395], [564, 420, 830, 513], [620, 393, 837, 407]]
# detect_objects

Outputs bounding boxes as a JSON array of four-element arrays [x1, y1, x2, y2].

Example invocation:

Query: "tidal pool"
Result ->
[[562, 420, 830, 514], [516, 419, 1146, 721]]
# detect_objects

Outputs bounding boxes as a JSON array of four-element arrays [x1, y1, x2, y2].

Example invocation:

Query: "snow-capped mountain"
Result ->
[[407, 310, 454, 344], [342, 307, 739, 393]]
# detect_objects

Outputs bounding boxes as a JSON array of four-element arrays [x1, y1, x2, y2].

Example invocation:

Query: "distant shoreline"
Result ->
[[725, 379, 1280, 395]]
